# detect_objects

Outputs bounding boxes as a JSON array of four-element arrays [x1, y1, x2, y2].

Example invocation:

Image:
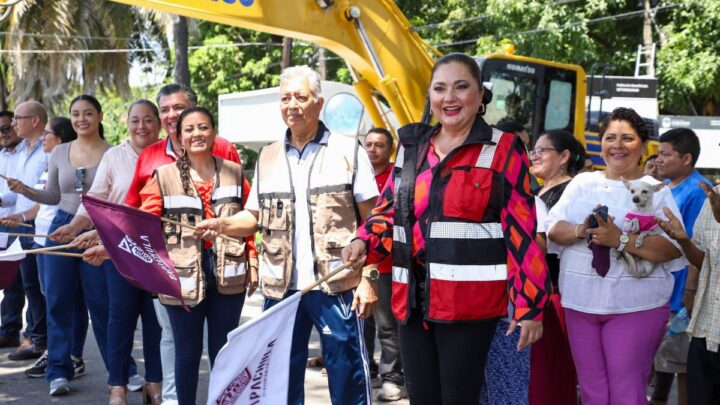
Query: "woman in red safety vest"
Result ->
[[343, 52, 550, 404]]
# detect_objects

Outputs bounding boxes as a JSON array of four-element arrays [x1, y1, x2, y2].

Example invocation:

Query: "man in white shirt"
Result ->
[[0, 110, 28, 348], [245, 66, 379, 404], [3, 102, 50, 360]]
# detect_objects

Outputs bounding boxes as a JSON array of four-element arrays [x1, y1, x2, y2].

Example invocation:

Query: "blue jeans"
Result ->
[[35, 242, 88, 358], [42, 210, 111, 381], [19, 228, 46, 348], [264, 290, 371, 405], [165, 249, 245, 405], [107, 262, 163, 385]]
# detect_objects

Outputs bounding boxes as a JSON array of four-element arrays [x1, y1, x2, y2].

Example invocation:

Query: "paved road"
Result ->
[[0, 292, 409, 404], [0, 289, 677, 404]]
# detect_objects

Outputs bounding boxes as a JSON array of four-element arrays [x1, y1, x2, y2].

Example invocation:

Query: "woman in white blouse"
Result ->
[[546, 107, 685, 404]]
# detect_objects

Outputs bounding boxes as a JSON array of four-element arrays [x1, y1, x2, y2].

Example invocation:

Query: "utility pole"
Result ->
[[642, 0, 654, 77]]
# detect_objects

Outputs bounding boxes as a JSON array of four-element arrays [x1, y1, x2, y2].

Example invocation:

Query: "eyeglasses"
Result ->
[[529, 147, 556, 158], [75, 167, 86, 192], [41, 130, 55, 139], [11, 115, 35, 123], [0, 124, 12, 135]]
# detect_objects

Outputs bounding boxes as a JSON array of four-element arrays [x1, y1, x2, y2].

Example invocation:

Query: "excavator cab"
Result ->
[[477, 55, 584, 149]]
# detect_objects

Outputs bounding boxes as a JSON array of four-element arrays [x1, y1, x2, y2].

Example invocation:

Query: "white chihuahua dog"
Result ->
[[620, 178, 665, 277]]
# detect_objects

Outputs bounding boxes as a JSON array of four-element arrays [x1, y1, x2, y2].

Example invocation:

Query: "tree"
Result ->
[[398, 0, 720, 115], [172, 15, 190, 86], [1, 0, 165, 111], [187, 21, 347, 114]]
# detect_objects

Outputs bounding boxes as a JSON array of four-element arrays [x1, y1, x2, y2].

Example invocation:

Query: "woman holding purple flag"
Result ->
[[136, 106, 257, 405], [545, 107, 686, 403], [65, 100, 164, 405], [9, 95, 112, 397]]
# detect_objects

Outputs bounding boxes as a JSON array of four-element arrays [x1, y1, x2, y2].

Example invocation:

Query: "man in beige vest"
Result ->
[[203, 65, 379, 404]]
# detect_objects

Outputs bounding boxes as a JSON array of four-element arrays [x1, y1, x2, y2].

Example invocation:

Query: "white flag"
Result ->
[[207, 292, 301, 405], [0, 238, 26, 261], [0, 232, 8, 249]]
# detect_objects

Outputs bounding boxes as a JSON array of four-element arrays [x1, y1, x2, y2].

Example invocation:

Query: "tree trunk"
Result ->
[[173, 15, 190, 86], [281, 37, 293, 71], [0, 65, 6, 111], [317, 47, 327, 79]]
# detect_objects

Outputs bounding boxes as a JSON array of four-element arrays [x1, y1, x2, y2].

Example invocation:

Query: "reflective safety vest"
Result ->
[[391, 121, 515, 323], [256, 131, 361, 300], [155, 158, 247, 306]]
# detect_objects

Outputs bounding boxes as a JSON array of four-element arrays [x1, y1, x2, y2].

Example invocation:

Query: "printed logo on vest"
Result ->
[[118, 235, 153, 264], [321, 325, 332, 335]]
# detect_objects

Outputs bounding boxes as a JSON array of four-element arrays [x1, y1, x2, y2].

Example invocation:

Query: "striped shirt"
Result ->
[[688, 190, 720, 352]]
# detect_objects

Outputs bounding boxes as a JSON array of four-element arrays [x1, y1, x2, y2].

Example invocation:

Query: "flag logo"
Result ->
[[216, 368, 252, 405], [118, 235, 154, 264]]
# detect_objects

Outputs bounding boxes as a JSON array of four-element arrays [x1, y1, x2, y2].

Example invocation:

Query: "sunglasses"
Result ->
[[0, 125, 12, 135], [75, 167, 86, 192]]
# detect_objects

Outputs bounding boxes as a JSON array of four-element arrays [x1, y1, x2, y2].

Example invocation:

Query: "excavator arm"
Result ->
[[108, 0, 438, 127]]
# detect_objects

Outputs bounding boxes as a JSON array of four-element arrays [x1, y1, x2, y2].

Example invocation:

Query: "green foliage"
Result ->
[[656, 0, 720, 114], [399, 0, 720, 115]]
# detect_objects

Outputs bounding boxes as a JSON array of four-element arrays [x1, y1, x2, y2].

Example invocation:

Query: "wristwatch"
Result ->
[[361, 265, 379, 282], [617, 232, 630, 252]]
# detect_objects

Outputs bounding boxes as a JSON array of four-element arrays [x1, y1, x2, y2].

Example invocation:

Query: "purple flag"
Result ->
[[81, 195, 185, 305]]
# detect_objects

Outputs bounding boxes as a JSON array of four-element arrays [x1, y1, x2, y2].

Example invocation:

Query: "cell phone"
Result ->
[[588, 205, 609, 229]]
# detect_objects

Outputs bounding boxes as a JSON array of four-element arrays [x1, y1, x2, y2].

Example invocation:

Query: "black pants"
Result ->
[[398, 310, 497, 405], [687, 337, 720, 404], [364, 273, 404, 384]]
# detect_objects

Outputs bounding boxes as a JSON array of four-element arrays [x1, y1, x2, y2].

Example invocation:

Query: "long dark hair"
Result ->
[[49, 117, 77, 143], [69, 94, 105, 139], [175, 107, 216, 196]]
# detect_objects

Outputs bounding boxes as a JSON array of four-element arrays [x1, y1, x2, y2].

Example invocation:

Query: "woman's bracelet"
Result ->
[[20, 213, 27, 222], [574, 224, 584, 239]]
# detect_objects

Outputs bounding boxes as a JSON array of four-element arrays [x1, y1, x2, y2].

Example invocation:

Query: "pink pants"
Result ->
[[565, 306, 668, 405]]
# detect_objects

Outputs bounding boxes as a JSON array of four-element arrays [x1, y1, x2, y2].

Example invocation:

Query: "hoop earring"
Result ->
[[478, 104, 486, 115]]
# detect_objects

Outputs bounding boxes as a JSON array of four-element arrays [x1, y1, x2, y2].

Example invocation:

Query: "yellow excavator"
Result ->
[[2, 0, 633, 166]]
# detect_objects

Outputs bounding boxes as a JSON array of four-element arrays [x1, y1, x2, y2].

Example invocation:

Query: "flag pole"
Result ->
[[23, 243, 76, 255], [0, 174, 37, 195], [300, 262, 355, 295], [37, 251, 83, 258], [160, 217, 244, 244], [8, 232, 50, 238]]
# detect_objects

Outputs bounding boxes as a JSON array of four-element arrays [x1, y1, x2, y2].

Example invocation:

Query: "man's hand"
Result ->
[[699, 182, 720, 223], [351, 276, 378, 319], [656, 207, 689, 242], [195, 218, 224, 241], [72, 230, 100, 250], [83, 245, 109, 266], [0, 214, 24, 228], [507, 319, 543, 351], [341, 239, 367, 272]]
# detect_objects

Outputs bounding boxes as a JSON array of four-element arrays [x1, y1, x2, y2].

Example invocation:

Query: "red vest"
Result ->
[[391, 121, 515, 323]]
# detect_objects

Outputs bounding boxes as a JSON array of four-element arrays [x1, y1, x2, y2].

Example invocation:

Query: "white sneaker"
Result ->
[[377, 381, 406, 402], [49, 377, 70, 396], [127, 373, 145, 391]]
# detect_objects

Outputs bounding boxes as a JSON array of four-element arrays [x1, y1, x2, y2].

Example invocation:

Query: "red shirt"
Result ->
[[374, 164, 393, 274], [125, 136, 240, 207]]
